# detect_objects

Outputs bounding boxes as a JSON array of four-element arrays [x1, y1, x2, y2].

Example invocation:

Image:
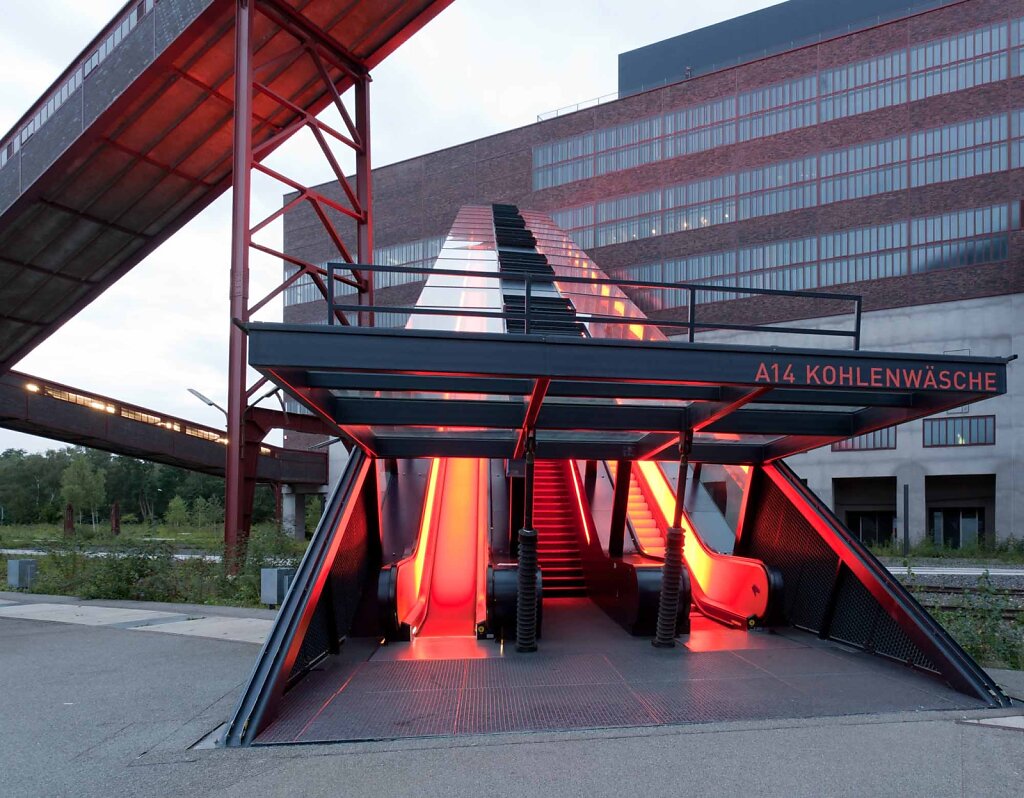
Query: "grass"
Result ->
[[870, 537, 1024, 564], [0, 522, 288, 554]]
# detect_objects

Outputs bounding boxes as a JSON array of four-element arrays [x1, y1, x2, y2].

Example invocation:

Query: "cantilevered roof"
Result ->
[[0, 0, 453, 374], [245, 323, 1009, 464]]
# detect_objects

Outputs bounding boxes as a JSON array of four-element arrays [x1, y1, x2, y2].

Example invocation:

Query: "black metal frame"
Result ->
[[247, 321, 1008, 464], [326, 262, 865, 346]]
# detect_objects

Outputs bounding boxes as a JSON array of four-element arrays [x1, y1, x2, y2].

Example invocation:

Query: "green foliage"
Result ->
[[0, 446, 278, 527], [306, 494, 323, 536], [25, 527, 305, 607], [60, 455, 106, 527], [872, 536, 1024, 564], [911, 571, 1024, 670], [164, 495, 190, 527], [190, 495, 223, 527]]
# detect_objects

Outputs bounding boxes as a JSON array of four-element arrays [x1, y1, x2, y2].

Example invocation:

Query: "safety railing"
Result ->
[[326, 262, 864, 349]]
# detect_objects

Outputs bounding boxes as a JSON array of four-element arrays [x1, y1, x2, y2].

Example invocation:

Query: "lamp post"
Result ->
[[187, 388, 228, 419]]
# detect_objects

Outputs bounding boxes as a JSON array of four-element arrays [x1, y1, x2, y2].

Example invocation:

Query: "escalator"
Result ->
[[629, 461, 782, 629], [533, 460, 586, 597], [380, 458, 490, 639]]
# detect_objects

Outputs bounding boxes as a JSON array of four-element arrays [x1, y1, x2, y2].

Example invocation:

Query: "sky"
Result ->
[[0, 0, 781, 454]]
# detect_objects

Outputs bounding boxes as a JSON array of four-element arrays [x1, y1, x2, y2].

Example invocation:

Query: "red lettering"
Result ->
[[755, 362, 771, 383], [822, 365, 837, 385], [923, 370, 938, 389], [838, 365, 854, 385], [985, 372, 997, 392], [969, 372, 983, 391], [902, 369, 922, 389], [782, 364, 796, 384], [806, 364, 821, 384], [953, 371, 966, 390], [870, 367, 882, 387], [938, 370, 951, 390], [886, 368, 900, 388]]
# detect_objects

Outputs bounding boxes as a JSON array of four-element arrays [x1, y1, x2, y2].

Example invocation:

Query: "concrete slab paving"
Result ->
[[1, 597, 1023, 797], [137, 616, 273, 645], [0, 602, 186, 626]]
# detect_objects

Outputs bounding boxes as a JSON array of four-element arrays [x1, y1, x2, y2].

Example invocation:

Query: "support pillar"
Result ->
[[281, 486, 306, 540], [516, 433, 539, 652], [609, 460, 631, 557], [225, 0, 255, 566]]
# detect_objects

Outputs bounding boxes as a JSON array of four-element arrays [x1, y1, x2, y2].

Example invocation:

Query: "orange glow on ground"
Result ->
[[569, 461, 592, 544], [636, 461, 770, 624]]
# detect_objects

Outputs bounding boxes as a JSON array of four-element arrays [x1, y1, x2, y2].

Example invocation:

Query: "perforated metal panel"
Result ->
[[742, 472, 938, 673]]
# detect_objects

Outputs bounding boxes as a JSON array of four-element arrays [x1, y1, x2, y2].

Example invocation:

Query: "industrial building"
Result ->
[[282, 0, 1023, 549]]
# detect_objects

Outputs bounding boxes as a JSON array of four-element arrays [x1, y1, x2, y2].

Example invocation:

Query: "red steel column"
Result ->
[[355, 76, 373, 326], [225, 0, 255, 561]]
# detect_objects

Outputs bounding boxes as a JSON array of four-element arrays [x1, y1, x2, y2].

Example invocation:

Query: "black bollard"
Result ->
[[516, 527, 539, 652]]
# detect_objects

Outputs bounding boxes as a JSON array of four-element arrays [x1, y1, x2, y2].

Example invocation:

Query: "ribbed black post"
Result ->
[[653, 431, 693, 648], [653, 526, 683, 648], [516, 433, 539, 652], [516, 528, 538, 652]]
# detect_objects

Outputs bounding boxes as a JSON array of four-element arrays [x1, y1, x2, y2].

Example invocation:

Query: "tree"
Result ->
[[60, 455, 106, 531], [164, 495, 190, 527]]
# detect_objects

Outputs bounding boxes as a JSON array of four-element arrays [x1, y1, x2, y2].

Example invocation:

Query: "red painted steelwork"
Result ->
[[226, 0, 387, 560]]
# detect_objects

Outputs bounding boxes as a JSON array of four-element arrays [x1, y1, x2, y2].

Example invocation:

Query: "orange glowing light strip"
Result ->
[[569, 460, 592, 545], [411, 457, 441, 603]]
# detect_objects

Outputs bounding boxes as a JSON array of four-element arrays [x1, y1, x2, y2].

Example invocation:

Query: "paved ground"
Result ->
[[2, 594, 1023, 797]]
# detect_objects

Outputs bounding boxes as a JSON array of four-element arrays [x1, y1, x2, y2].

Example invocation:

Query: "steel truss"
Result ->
[[226, 0, 374, 559]]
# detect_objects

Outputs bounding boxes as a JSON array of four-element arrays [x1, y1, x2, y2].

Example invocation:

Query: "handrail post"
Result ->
[[524, 275, 532, 335], [853, 297, 863, 350], [327, 263, 335, 326], [687, 287, 696, 343]]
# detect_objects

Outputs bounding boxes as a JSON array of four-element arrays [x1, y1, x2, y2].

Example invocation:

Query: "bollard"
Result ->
[[516, 528, 539, 652], [7, 559, 38, 590], [260, 567, 296, 607]]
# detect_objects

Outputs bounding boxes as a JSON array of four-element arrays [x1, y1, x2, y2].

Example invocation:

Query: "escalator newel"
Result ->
[[653, 431, 693, 648], [516, 433, 539, 652]]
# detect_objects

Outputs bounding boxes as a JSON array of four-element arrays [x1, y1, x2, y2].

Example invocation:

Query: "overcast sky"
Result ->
[[0, 0, 781, 454]]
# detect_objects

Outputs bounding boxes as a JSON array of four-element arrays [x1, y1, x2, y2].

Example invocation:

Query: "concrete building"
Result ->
[[282, 0, 1023, 547]]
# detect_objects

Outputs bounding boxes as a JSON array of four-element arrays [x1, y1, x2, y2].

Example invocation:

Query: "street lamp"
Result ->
[[187, 388, 227, 418]]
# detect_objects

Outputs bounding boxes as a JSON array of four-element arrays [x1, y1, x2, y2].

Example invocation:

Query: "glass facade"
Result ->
[[283, 236, 445, 307], [923, 415, 996, 446], [551, 107, 1024, 253], [617, 202, 1015, 311], [533, 17, 1023, 191]]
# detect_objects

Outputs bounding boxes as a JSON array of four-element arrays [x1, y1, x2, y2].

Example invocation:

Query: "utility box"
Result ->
[[7, 559, 38, 590], [261, 567, 295, 607]]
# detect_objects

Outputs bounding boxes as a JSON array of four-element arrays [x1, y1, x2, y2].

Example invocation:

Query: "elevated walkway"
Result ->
[[0, 370, 325, 484], [0, 0, 452, 375]]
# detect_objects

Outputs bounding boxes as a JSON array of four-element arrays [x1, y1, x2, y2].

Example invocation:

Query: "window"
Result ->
[[922, 415, 996, 446], [283, 235, 444, 306], [910, 204, 1014, 274], [910, 114, 1008, 187], [846, 510, 897, 546], [737, 157, 816, 220], [832, 427, 897, 451], [737, 75, 817, 142], [910, 22, 1008, 101], [930, 507, 984, 548], [820, 222, 908, 286], [821, 136, 906, 204], [820, 52, 907, 122]]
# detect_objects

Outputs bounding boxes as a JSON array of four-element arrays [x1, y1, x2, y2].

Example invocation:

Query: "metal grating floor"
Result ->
[[255, 599, 983, 745]]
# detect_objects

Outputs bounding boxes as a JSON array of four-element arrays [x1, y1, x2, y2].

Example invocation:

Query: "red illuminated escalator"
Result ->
[[533, 460, 586, 597]]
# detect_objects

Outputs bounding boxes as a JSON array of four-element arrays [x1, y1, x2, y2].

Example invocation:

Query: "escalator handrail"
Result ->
[[768, 460, 1010, 707], [222, 448, 371, 747]]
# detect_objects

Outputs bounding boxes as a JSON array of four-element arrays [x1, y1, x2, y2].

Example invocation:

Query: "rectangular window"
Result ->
[[910, 22, 1008, 101], [910, 113, 1008, 187], [819, 221, 908, 286], [737, 75, 817, 142], [832, 427, 897, 451], [820, 51, 907, 122], [821, 136, 906, 204], [910, 204, 1013, 274], [922, 415, 995, 446], [737, 157, 816, 220]]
